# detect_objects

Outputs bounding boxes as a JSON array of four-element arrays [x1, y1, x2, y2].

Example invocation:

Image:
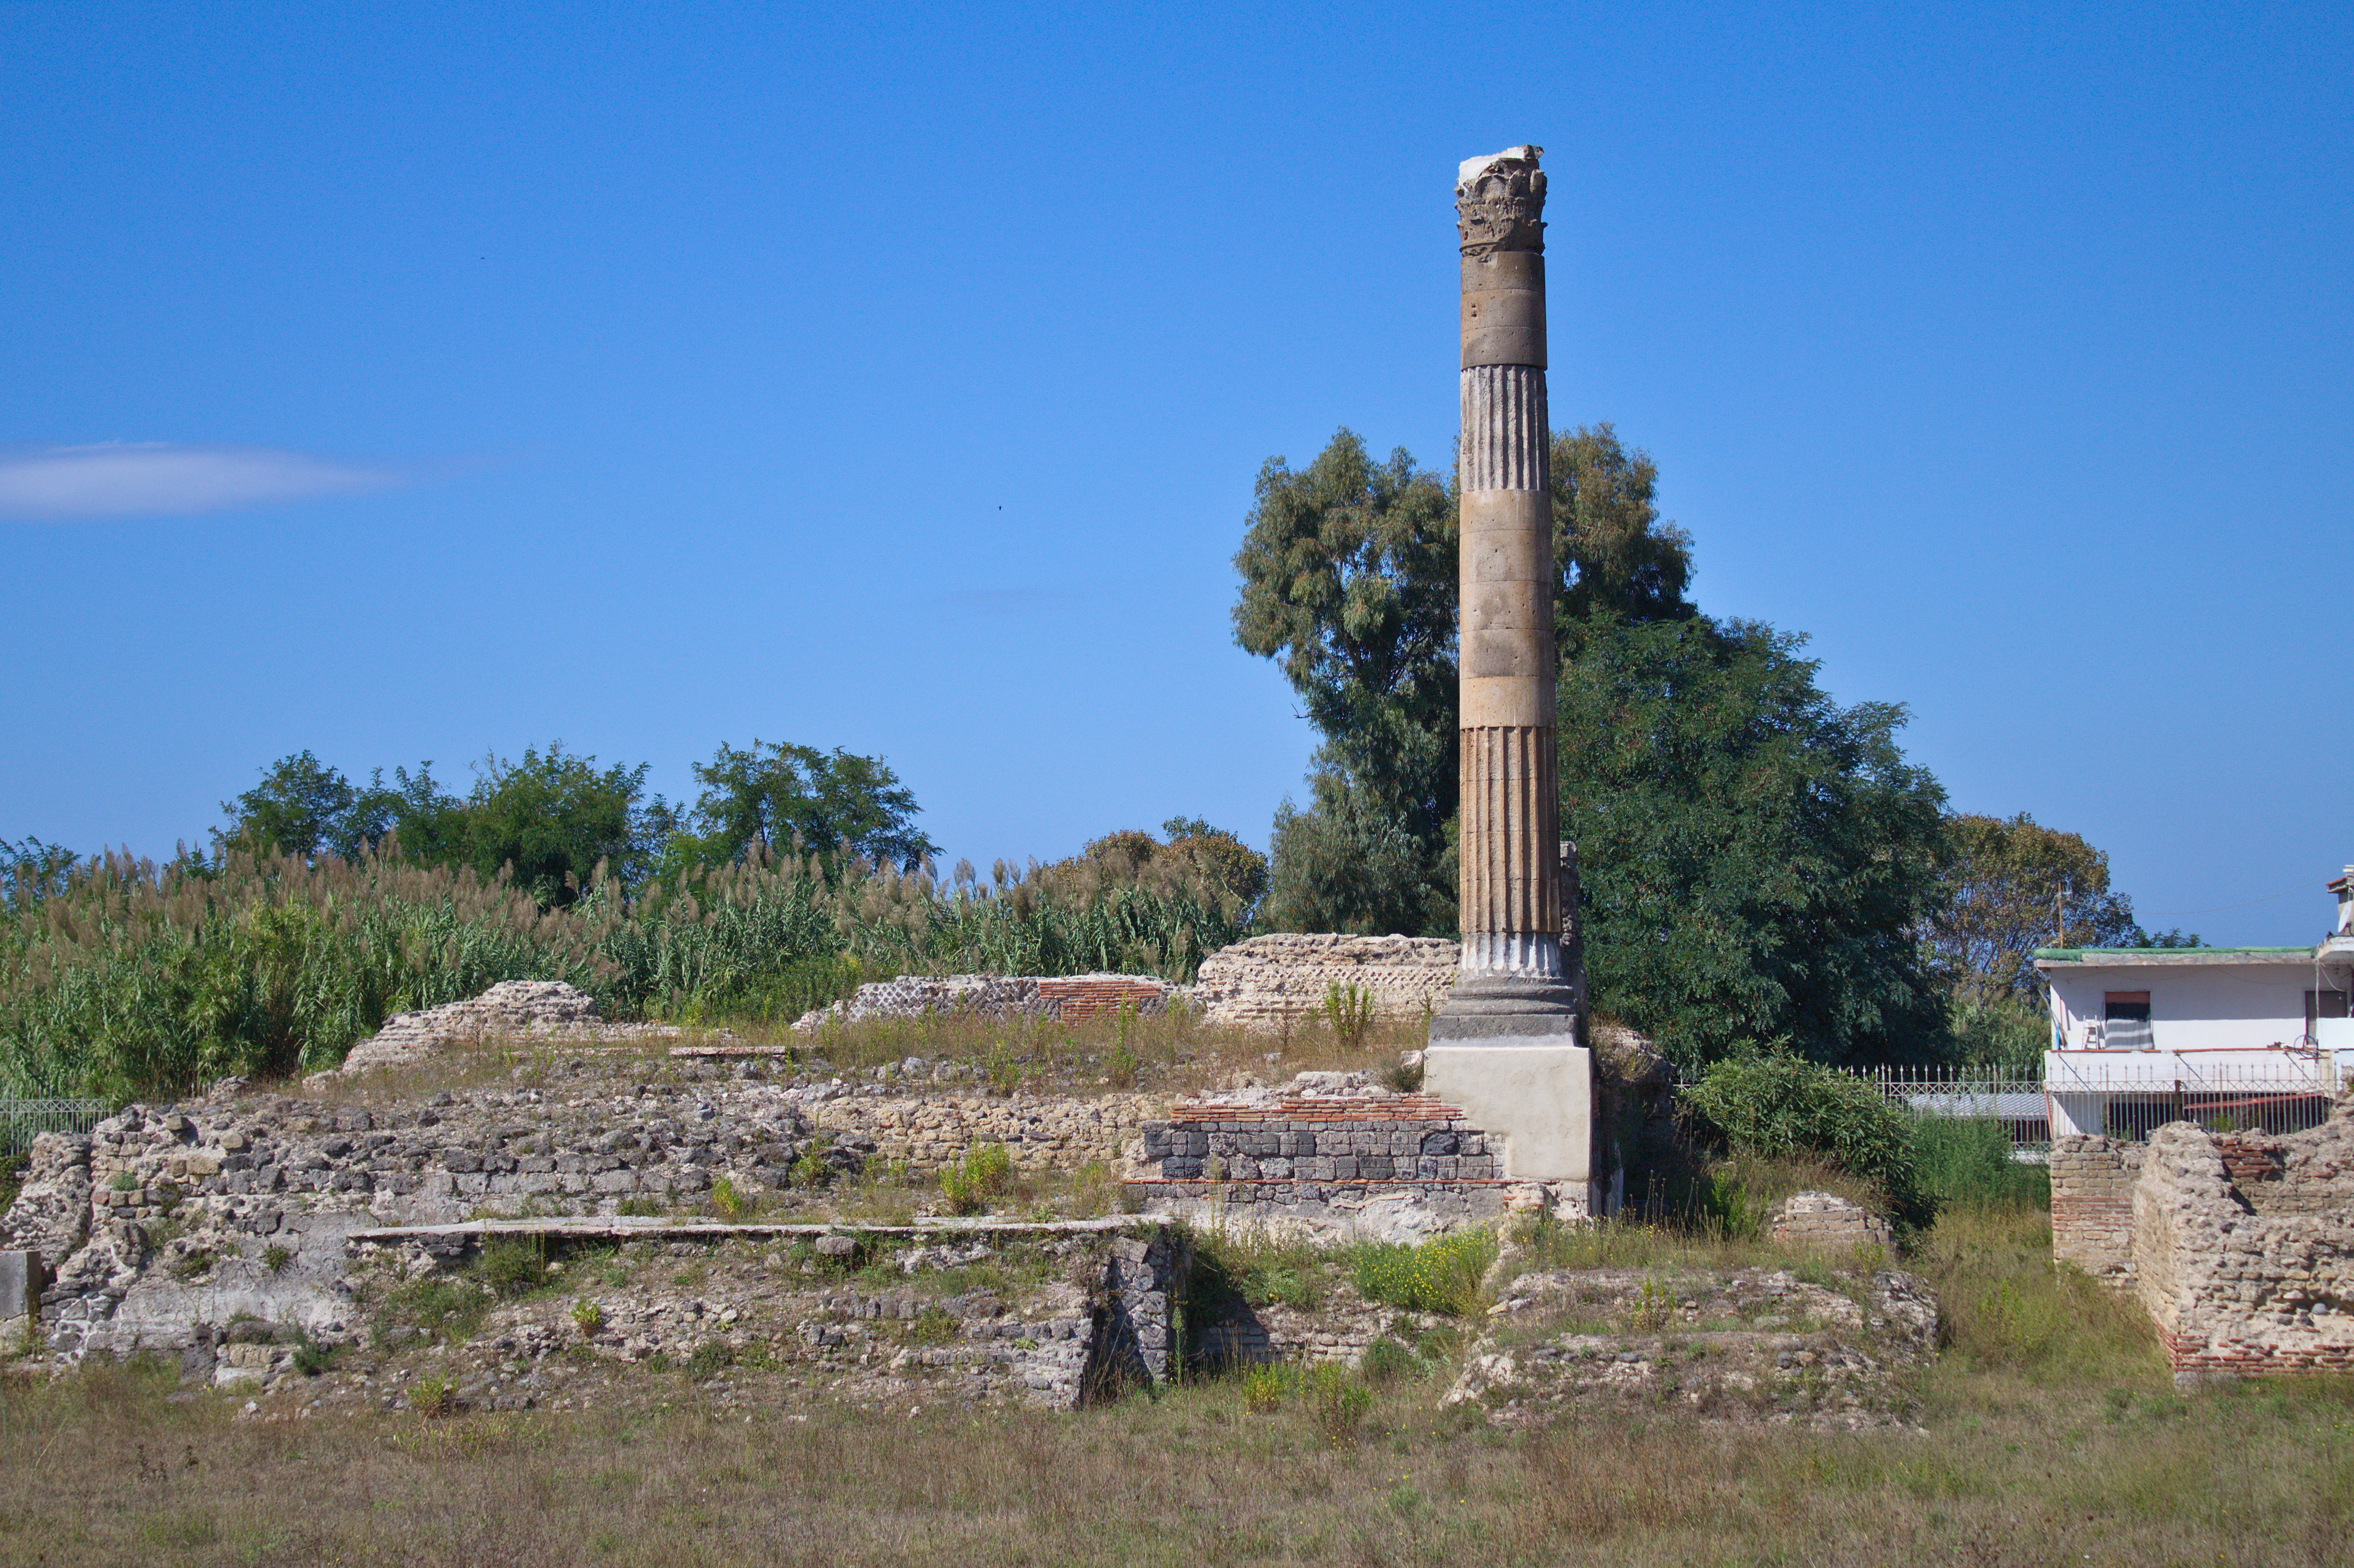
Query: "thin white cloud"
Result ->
[[0, 443, 405, 519]]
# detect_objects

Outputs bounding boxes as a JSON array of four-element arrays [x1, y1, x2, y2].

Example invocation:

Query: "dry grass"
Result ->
[[7, 1207, 2354, 1566], [292, 1008, 1424, 1111]]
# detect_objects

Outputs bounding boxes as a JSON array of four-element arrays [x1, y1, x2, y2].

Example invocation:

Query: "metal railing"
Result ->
[[2043, 1054, 2343, 1141], [0, 1097, 108, 1157], [1847, 1065, 2052, 1157]]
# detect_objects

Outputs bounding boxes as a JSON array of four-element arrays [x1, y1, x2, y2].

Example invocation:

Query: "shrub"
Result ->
[[710, 1177, 751, 1219], [684, 1340, 736, 1379], [477, 1238, 549, 1297], [262, 1244, 292, 1273], [906, 1306, 958, 1346], [1678, 1054, 1925, 1220], [1349, 1231, 1497, 1317], [1323, 983, 1375, 1049], [1242, 1365, 1290, 1414], [938, 1143, 1013, 1216], [570, 1300, 604, 1336], [1359, 1336, 1418, 1385], [410, 1372, 457, 1418], [1304, 1363, 1374, 1442], [1912, 1117, 2047, 1213]]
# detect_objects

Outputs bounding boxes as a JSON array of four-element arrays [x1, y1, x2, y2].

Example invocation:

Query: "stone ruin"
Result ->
[[2051, 1103, 2354, 1382], [1131, 1083, 1520, 1243], [790, 972, 1171, 1033], [1186, 933, 1460, 1032], [0, 970, 1949, 1428], [323, 980, 682, 1081]]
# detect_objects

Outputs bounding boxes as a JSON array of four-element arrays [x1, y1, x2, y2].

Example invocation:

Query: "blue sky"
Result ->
[[3, 1, 2347, 943]]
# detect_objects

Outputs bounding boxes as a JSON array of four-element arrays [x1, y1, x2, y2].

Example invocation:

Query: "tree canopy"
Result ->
[[1234, 421, 1958, 1064], [680, 740, 936, 871], [1231, 430, 1459, 933], [1925, 812, 2196, 1009], [1558, 611, 1951, 1067], [220, 743, 666, 903]]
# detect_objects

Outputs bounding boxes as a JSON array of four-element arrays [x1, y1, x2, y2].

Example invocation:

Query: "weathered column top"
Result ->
[[1456, 147, 1546, 256]]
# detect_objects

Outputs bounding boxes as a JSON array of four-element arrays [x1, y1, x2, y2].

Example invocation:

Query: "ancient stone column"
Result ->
[[1426, 147, 1594, 1201]]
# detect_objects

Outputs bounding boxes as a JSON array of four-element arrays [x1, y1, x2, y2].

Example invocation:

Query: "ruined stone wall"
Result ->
[[1767, 1192, 1895, 1254], [1189, 934, 1458, 1032], [793, 973, 1169, 1033], [329, 980, 679, 1079], [826, 1091, 1155, 1176], [2132, 1117, 2354, 1378], [1128, 1090, 1517, 1242], [2050, 1134, 2147, 1282], [0, 1061, 1175, 1364]]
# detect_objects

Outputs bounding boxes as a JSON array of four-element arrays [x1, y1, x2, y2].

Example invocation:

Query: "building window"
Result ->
[[2305, 990, 2348, 1036], [2103, 991, 2153, 1051]]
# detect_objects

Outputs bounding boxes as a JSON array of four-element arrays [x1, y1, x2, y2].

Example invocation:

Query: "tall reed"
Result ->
[[0, 840, 1249, 1097]]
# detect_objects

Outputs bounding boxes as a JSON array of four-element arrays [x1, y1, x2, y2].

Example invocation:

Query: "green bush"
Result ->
[[1912, 1116, 2047, 1213], [477, 1237, 549, 1297], [1359, 1335, 1419, 1385], [1679, 1054, 1926, 1220], [938, 1143, 1014, 1216], [1304, 1363, 1374, 1442], [1349, 1231, 1496, 1317]]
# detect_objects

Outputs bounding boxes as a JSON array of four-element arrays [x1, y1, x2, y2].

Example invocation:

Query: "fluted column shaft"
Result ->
[[1443, 147, 1574, 1016]]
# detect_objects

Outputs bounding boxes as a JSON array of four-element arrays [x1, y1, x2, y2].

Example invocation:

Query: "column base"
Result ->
[[1428, 973, 1580, 1036], [1423, 1040, 1592, 1183]]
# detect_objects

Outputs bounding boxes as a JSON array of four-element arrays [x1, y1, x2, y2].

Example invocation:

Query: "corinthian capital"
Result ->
[[1456, 146, 1546, 257]]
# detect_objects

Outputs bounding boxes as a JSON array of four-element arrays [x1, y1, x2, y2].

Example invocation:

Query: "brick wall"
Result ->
[[1032, 977, 1169, 1022], [2049, 1135, 2146, 1282]]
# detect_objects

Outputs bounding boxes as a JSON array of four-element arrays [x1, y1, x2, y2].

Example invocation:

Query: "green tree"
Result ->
[[221, 751, 358, 859], [452, 744, 659, 903], [1232, 430, 1459, 933], [1557, 611, 1951, 1068], [1925, 813, 2158, 1007], [1158, 816, 1272, 915], [1549, 424, 1695, 640], [1261, 786, 1438, 936], [684, 740, 936, 871], [346, 762, 469, 866]]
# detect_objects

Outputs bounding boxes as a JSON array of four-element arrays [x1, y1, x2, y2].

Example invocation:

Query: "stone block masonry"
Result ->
[[1187, 935, 1459, 1032], [1138, 1094, 1500, 1184], [1129, 1092, 1518, 1241], [793, 973, 1169, 1032], [1767, 1192, 1895, 1255]]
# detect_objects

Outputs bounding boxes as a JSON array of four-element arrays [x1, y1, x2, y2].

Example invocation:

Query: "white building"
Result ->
[[2037, 867, 2354, 1138]]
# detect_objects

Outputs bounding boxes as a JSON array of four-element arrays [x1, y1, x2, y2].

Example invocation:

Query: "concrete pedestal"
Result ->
[[1423, 1041, 1592, 1184]]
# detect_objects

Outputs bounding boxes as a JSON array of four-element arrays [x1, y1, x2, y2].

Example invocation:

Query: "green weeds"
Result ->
[[1349, 1232, 1496, 1317]]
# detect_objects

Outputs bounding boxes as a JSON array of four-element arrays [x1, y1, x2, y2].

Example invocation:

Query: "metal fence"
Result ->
[[0, 1097, 108, 1157], [1848, 1066, 2051, 1157], [2042, 1055, 2344, 1142], [1843, 1059, 2348, 1152]]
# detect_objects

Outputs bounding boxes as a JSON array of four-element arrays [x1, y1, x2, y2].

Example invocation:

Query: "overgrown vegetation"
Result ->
[[937, 1143, 1014, 1216], [1677, 1053, 1928, 1222], [10, 1185, 2350, 1566], [1350, 1231, 1497, 1317], [0, 830, 1251, 1096]]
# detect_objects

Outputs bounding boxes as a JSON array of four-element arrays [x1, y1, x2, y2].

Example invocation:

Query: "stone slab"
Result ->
[[1423, 1042, 1591, 1183], [0, 1250, 47, 1320]]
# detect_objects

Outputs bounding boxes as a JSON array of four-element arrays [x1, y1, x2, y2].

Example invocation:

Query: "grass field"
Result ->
[[4, 1204, 2350, 1567]]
